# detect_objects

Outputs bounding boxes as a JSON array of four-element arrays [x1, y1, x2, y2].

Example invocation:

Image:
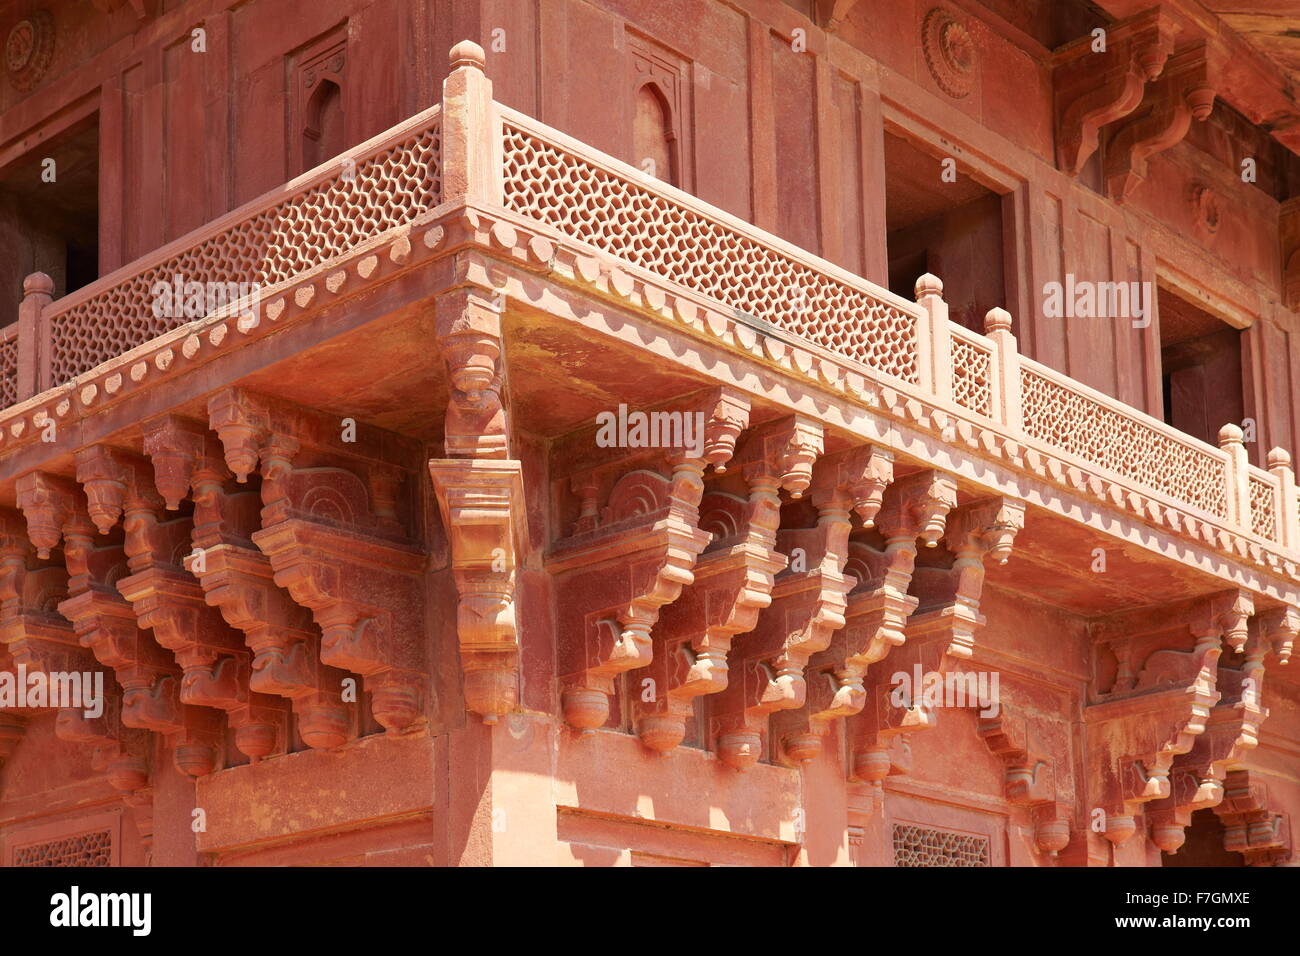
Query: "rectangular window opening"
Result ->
[[0, 112, 100, 328]]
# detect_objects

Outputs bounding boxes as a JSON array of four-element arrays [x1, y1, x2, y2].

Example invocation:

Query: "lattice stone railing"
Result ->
[[1020, 359, 1230, 521], [2, 105, 441, 395], [950, 325, 994, 420], [2, 64, 1296, 560], [0, 326, 16, 408], [1250, 473, 1278, 540], [500, 108, 921, 387], [493, 102, 1294, 552]]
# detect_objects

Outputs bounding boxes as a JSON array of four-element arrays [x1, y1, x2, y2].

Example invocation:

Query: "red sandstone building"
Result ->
[[0, 0, 1297, 869]]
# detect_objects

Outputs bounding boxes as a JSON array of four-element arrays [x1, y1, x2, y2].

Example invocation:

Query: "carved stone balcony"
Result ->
[[0, 39, 1297, 852], [2, 51, 1290, 590]]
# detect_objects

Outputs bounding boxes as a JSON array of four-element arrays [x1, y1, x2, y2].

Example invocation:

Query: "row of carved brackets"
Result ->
[[0, 505, 155, 837], [1085, 592, 1298, 855], [206, 388, 429, 736], [630, 412, 825, 758], [2, 279, 528, 763], [1214, 768, 1292, 864], [540, 380, 1300, 863], [12, 473, 227, 781], [710, 443, 895, 770], [838, 488, 1065, 848], [3, 385, 430, 788], [143, 414, 350, 750], [544, 388, 1043, 787], [1054, 8, 1216, 201], [549, 387, 753, 733]]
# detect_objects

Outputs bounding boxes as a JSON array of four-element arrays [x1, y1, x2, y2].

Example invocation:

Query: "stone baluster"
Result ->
[[983, 306, 1023, 432], [440, 40, 503, 207], [1267, 447, 1297, 550], [17, 271, 53, 400], [1218, 424, 1250, 532], [914, 273, 952, 405]]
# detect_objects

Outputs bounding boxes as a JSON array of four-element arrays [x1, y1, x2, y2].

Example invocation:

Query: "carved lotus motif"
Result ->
[[5, 10, 54, 93], [922, 7, 974, 99]]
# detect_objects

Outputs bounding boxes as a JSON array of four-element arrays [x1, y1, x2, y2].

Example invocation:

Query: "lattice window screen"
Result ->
[[11, 828, 113, 867], [892, 823, 990, 867]]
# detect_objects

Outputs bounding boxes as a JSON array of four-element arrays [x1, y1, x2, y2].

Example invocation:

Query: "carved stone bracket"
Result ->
[[1053, 7, 1178, 175], [208, 387, 428, 736], [549, 388, 750, 732], [16, 471, 222, 777], [797, 469, 955, 761], [430, 274, 522, 717], [715, 444, 894, 770], [0, 508, 93, 698], [848, 492, 1023, 790], [1259, 606, 1298, 666], [933, 495, 1025, 658], [143, 415, 343, 750], [54, 691, 155, 801], [1151, 610, 1271, 854], [1105, 42, 1216, 202], [436, 285, 509, 459], [1212, 769, 1292, 865], [1086, 589, 1253, 847], [429, 457, 526, 723], [979, 710, 1070, 857], [980, 710, 1055, 805], [76, 444, 285, 763], [632, 415, 823, 758]]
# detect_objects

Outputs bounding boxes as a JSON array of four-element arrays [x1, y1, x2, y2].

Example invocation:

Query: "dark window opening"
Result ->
[[1162, 808, 1244, 867], [0, 114, 99, 328], [883, 131, 1007, 333], [1157, 286, 1244, 451]]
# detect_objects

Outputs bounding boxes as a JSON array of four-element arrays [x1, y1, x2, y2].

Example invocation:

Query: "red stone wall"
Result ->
[[1, 0, 1298, 867]]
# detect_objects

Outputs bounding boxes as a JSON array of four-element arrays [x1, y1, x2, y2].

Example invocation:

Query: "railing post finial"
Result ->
[[449, 39, 486, 71], [23, 272, 54, 299], [983, 307, 1013, 336], [915, 272, 944, 301]]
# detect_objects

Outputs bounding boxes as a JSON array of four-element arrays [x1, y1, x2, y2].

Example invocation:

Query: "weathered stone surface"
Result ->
[[1, 7, 1299, 869]]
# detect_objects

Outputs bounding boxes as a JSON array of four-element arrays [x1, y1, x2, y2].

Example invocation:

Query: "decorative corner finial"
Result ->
[[23, 272, 54, 297], [983, 307, 1013, 335], [450, 40, 486, 71], [1217, 423, 1243, 447], [914, 273, 943, 299]]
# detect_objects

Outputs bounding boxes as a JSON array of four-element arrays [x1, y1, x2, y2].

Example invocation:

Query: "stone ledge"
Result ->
[[195, 731, 441, 853]]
